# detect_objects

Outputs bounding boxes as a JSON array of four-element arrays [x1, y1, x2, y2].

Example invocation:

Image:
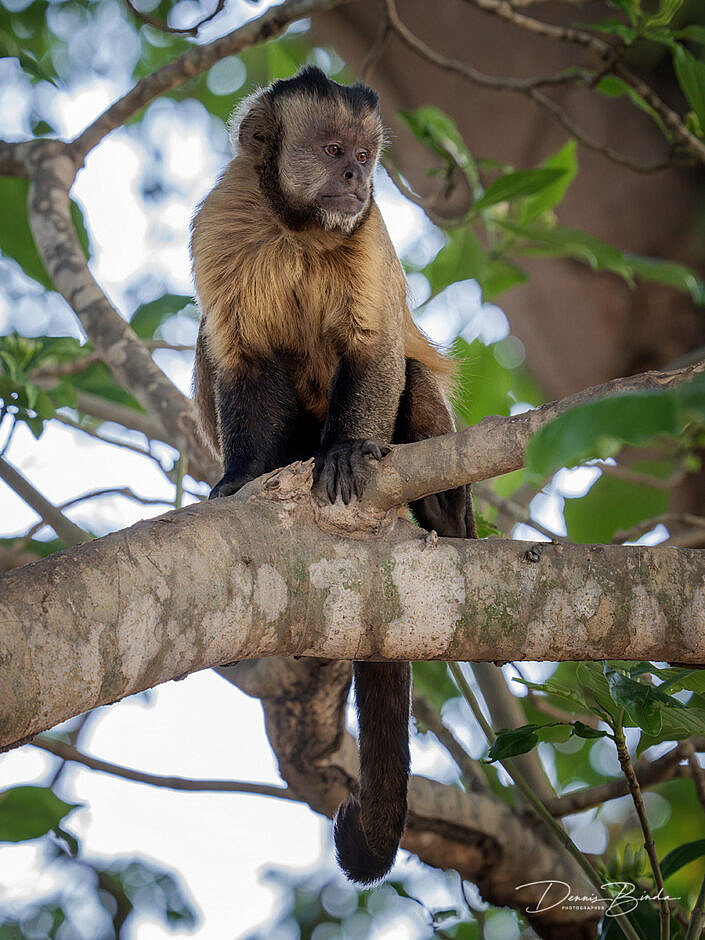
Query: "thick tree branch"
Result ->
[[24, 142, 216, 484], [1, 458, 703, 751]]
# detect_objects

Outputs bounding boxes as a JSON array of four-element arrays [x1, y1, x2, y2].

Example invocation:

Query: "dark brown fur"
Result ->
[[191, 66, 472, 884]]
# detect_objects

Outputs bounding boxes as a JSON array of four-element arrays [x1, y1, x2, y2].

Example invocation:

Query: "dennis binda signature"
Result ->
[[515, 880, 680, 916]]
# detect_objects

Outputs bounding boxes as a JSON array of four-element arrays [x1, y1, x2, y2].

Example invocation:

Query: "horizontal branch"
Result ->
[[31, 735, 300, 801], [1, 471, 703, 751]]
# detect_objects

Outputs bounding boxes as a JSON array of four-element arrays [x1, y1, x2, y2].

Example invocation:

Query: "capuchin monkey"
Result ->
[[191, 66, 474, 885]]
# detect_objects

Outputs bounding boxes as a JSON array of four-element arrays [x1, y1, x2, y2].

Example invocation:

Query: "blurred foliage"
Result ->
[[0, 784, 196, 938], [244, 869, 513, 940]]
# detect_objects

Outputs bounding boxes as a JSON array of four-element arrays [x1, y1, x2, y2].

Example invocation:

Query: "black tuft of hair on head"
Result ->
[[269, 65, 379, 115]]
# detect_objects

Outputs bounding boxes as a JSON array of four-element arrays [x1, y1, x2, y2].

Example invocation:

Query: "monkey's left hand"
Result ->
[[313, 439, 391, 504]]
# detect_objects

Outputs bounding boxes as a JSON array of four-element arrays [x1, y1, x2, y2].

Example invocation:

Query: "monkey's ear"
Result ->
[[236, 95, 274, 156]]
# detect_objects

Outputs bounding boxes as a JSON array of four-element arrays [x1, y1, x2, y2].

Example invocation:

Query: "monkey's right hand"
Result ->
[[209, 471, 258, 499], [313, 438, 391, 505]]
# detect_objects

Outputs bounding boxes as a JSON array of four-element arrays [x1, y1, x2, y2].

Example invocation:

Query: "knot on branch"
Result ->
[[239, 459, 403, 539]]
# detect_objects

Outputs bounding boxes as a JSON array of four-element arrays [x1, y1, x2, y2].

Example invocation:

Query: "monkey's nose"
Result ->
[[343, 169, 354, 181]]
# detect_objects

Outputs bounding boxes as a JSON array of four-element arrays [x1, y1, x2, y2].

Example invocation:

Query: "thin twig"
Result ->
[[545, 743, 696, 817], [614, 718, 670, 940], [384, 0, 590, 93], [32, 736, 302, 802], [614, 513, 705, 544], [460, 0, 705, 163], [686, 872, 705, 940], [357, 5, 390, 83], [30, 342, 194, 382], [380, 156, 452, 226], [49, 711, 96, 788], [386, 0, 700, 170], [683, 742, 705, 817], [474, 483, 564, 542], [461, 0, 610, 53], [412, 693, 488, 792], [529, 89, 674, 174], [448, 662, 641, 940], [600, 462, 686, 490], [51, 413, 172, 475], [123, 0, 226, 36]]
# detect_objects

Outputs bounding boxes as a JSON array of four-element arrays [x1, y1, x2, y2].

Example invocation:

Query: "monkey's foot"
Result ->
[[313, 439, 391, 504]]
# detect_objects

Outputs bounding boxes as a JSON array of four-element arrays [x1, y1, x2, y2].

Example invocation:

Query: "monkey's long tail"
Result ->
[[333, 661, 411, 885]]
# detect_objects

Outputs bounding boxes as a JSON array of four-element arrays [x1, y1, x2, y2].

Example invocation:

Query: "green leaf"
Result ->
[[71, 362, 144, 411], [422, 228, 486, 296], [487, 725, 539, 761], [672, 45, 705, 134], [0, 29, 57, 85], [563, 465, 670, 544], [674, 25, 705, 44], [0, 177, 90, 289], [605, 668, 663, 734], [643, 0, 685, 29], [626, 254, 705, 305], [0, 176, 52, 288], [130, 293, 195, 340], [499, 218, 634, 281], [660, 838, 705, 881], [0, 786, 78, 842], [572, 721, 608, 739], [421, 228, 529, 302], [520, 140, 578, 222], [582, 19, 639, 43], [397, 106, 476, 182], [473, 168, 567, 212]]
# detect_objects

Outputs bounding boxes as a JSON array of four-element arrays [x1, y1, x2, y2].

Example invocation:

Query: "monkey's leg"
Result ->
[[395, 358, 476, 538], [211, 357, 300, 499], [313, 351, 404, 504]]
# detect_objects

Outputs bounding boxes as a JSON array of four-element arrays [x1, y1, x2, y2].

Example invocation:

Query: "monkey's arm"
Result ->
[[210, 358, 299, 499], [314, 348, 404, 504]]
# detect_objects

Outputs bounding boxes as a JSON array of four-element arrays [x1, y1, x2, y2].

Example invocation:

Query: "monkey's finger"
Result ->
[[339, 459, 352, 505], [326, 465, 337, 503], [352, 468, 364, 500], [361, 439, 390, 462]]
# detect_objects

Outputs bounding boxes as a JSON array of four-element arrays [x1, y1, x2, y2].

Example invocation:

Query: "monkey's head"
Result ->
[[231, 66, 384, 234]]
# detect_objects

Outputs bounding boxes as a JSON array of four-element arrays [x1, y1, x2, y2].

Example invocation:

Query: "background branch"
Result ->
[[0, 454, 89, 546]]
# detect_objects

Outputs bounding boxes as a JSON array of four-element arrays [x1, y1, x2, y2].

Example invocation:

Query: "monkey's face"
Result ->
[[277, 101, 382, 235]]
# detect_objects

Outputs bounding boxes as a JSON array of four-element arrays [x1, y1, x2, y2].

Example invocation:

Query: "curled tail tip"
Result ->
[[333, 795, 399, 886]]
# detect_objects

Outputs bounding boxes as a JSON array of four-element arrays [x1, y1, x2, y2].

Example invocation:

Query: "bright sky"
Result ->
[[0, 8, 668, 936]]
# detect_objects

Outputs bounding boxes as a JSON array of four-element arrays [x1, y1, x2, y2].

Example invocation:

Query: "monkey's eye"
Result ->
[[325, 144, 343, 157], [356, 151, 369, 164]]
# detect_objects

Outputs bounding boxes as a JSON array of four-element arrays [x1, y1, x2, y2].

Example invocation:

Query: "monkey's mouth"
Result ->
[[320, 193, 364, 213]]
